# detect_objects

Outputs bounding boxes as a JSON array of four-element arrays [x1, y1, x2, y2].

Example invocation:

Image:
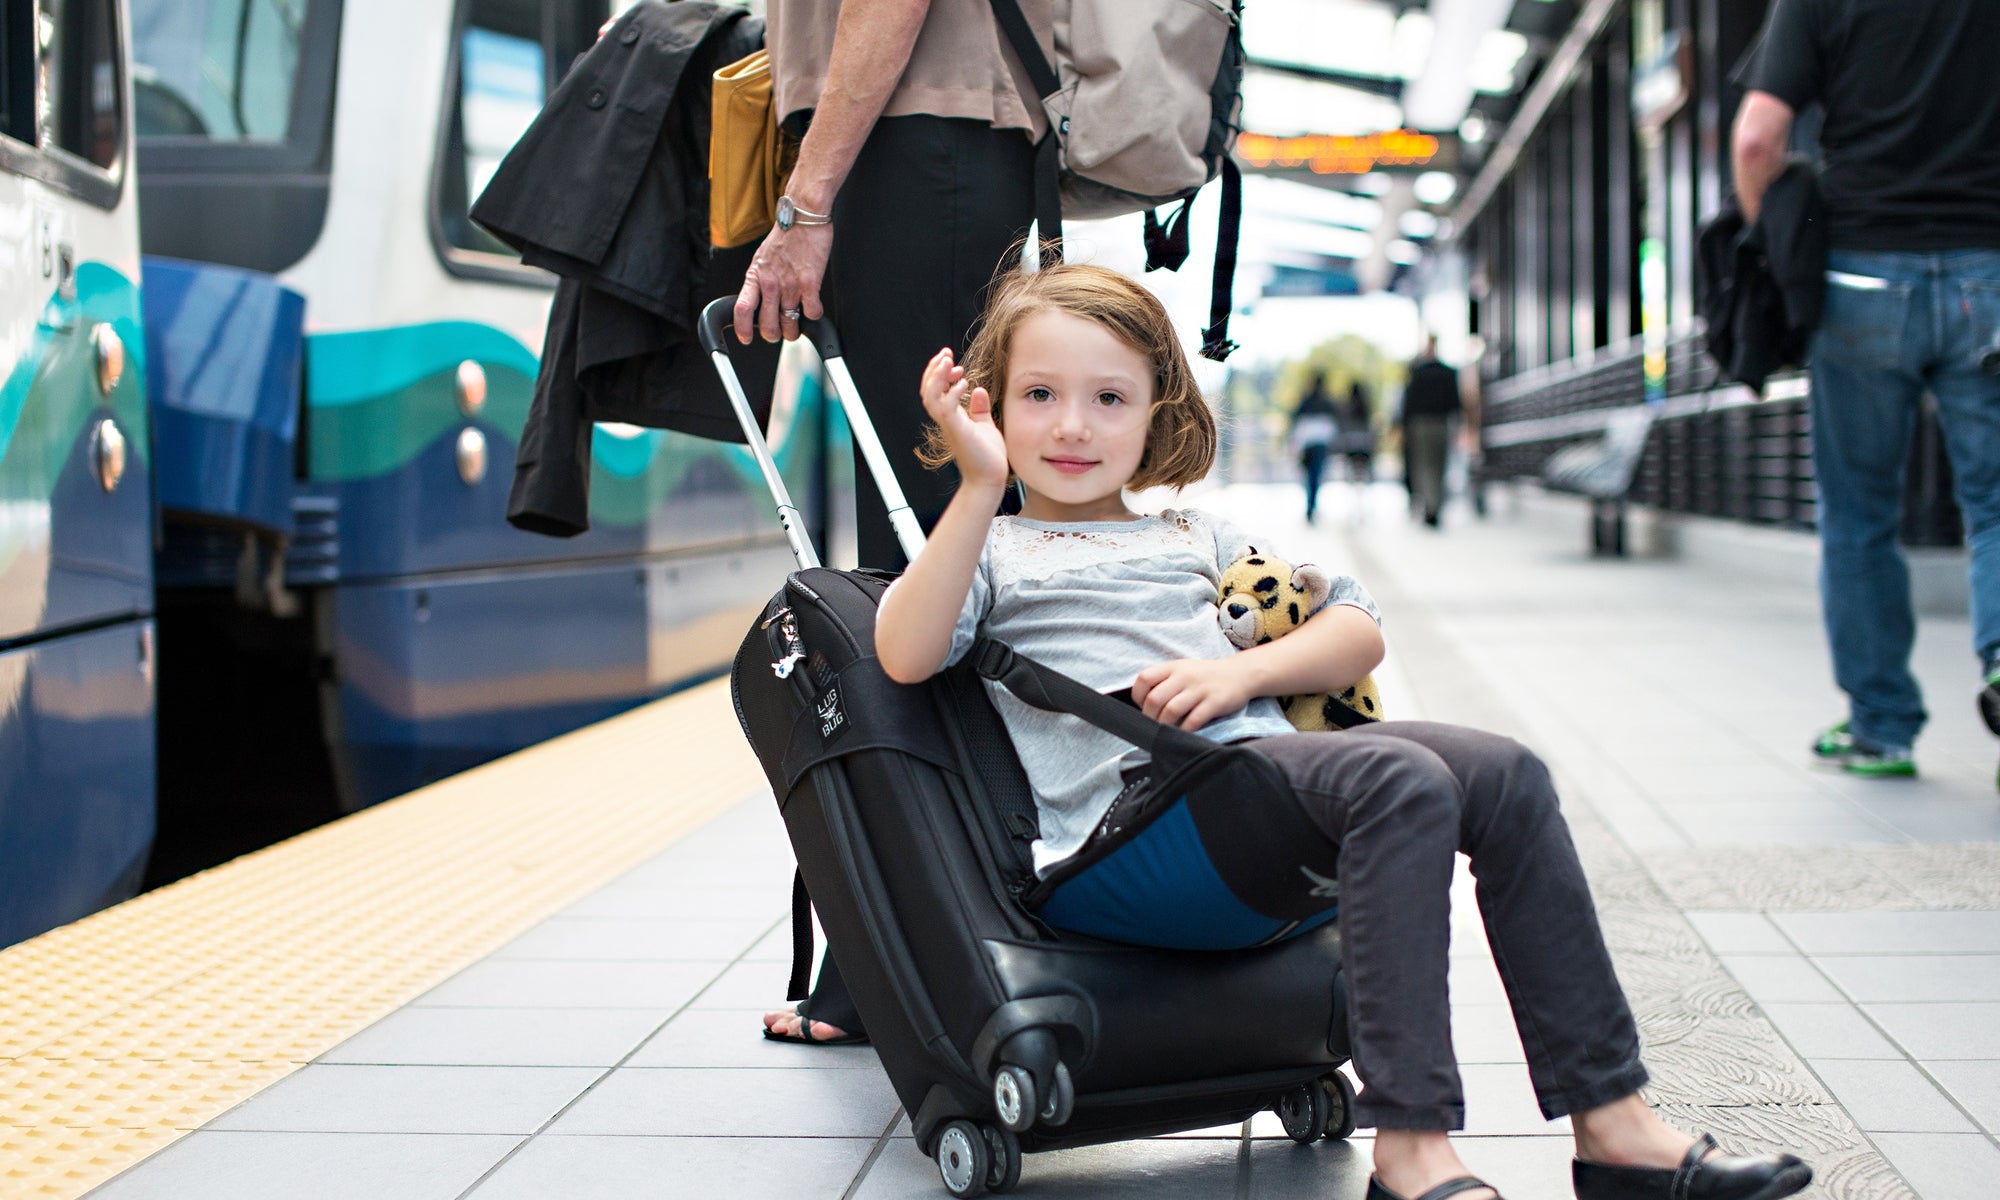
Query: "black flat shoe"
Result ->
[[1366, 1176, 1503, 1200], [1572, 1133, 1812, 1200]]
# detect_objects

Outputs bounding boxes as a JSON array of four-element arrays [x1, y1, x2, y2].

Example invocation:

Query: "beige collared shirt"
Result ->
[[768, 0, 1056, 141]]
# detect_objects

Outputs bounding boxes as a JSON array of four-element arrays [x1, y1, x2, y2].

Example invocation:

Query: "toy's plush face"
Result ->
[[1217, 553, 1330, 649]]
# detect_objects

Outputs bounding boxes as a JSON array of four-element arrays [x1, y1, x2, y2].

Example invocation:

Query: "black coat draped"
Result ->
[[471, 1, 780, 537]]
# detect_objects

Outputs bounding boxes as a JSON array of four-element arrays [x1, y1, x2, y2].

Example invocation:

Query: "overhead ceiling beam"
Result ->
[[1245, 57, 1405, 100], [1401, 0, 1515, 130], [1447, 0, 1621, 235]]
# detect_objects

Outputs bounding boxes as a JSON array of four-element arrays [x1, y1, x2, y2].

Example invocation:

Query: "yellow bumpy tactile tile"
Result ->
[[0, 678, 767, 1197]]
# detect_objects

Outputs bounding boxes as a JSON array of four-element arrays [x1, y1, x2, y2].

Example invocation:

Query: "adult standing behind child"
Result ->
[[737, 0, 1053, 1046], [880, 260, 1812, 1200], [734, 0, 1050, 568]]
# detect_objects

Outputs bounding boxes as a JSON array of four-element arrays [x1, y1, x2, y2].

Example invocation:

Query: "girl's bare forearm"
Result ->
[[1234, 605, 1385, 699], [874, 480, 1008, 682]]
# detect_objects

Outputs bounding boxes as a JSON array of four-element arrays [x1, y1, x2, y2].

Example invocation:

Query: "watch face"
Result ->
[[776, 196, 795, 231]]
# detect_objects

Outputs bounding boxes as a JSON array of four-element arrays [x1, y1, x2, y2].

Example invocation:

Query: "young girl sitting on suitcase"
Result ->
[[872, 261, 1811, 1200]]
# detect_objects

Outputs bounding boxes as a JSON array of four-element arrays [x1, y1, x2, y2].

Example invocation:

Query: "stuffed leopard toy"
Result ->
[[1218, 552, 1383, 731]]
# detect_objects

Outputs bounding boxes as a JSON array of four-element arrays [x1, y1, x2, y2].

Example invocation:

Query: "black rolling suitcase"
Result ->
[[697, 299, 1356, 1197]]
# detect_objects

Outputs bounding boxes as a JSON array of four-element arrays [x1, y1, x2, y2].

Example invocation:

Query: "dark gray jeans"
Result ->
[[1237, 723, 1647, 1131]]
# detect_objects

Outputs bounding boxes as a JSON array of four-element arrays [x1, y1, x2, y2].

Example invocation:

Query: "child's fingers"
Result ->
[[965, 385, 991, 421], [1158, 688, 1201, 727], [1139, 677, 1184, 723], [1178, 695, 1223, 732], [920, 358, 965, 416], [1131, 665, 1165, 710]]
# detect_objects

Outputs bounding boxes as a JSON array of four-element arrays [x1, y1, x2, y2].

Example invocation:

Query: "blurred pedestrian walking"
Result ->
[[1734, 0, 2000, 781], [1399, 336, 1465, 529], [1289, 376, 1338, 523], [1337, 381, 1376, 519]]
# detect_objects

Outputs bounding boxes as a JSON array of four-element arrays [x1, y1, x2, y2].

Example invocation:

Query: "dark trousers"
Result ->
[[1234, 724, 1647, 1130], [1301, 444, 1329, 520], [801, 116, 1036, 1027], [1404, 415, 1451, 522], [828, 115, 1037, 570]]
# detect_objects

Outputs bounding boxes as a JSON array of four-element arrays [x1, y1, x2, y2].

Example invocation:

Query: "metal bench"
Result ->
[[1539, 405, 1658, 555]]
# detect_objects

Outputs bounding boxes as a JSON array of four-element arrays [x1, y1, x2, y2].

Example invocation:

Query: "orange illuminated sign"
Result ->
[[1237, 130, 1442, 174]]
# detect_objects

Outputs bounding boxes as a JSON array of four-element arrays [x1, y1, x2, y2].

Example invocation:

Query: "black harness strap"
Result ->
[[786, 869, 812, 1001]]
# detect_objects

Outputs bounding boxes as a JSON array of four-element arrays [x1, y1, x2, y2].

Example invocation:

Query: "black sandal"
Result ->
[[1365, 1176, 1504, 1200], [760, 1008, 869, 1047], [1572, 1132, 1812, 1200]]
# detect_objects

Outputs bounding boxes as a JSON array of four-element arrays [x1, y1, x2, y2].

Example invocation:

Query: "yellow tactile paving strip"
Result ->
[[0, 678, 764, 1199]]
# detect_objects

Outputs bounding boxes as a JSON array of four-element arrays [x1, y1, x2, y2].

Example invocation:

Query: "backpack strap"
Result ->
[[1201, 157, 1242, 362], [986, 0, 1059, 100], [986, 0, 1065, 258], [1144, 203, 1195, 272]]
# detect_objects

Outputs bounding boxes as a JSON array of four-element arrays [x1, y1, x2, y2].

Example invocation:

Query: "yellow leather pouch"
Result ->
[[709, 49, 794, 249]]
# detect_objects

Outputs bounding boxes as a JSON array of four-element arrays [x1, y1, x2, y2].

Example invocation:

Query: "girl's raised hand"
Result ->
[[921, 348, 1009, 489]]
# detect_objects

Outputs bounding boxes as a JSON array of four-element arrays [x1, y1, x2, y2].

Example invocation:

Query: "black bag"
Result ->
[[700, 299, 1356, 1194]]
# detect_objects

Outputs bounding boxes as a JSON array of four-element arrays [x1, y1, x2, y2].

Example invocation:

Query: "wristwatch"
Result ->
[[775, 195, 833, 232]]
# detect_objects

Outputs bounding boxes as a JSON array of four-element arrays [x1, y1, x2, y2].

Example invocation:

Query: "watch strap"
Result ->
[[780, 195, 832, 225]]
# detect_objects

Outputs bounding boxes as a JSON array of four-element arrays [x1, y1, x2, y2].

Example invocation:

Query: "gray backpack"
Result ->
[[989, 0, 1247, 360]]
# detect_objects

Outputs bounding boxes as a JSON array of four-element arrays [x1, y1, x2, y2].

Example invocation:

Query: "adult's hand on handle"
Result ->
[[733, 223, 835, 344]]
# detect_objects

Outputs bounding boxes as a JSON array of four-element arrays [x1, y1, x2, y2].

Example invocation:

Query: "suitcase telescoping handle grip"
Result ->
[[697, 297, 819, 569], [698, 294, 844, 364], [698, 297, 928, 565]]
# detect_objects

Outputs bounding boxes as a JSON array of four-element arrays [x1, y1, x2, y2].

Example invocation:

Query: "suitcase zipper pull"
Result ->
[[763, 606, 806, 679]]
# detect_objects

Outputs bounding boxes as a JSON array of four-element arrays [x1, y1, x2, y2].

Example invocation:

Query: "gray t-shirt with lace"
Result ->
[[920, 509, 1379, 874]]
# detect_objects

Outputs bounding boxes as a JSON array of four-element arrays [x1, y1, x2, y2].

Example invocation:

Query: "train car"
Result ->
[[1, 0, 827, 942], [0, 0, 158, 945], [130, 0, 823, 859]]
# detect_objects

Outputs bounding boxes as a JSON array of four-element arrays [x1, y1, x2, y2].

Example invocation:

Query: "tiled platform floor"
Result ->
[[86, 482, 2000, 1199]]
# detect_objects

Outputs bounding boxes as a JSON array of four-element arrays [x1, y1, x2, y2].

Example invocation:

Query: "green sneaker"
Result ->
[[1812, 721, 1916, 778], [1979, 667, 2000, 737]]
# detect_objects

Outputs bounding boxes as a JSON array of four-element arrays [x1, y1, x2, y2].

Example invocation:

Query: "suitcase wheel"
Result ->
[[992, 1065, 1036, 1133], [1039, 1060, 1074, 1127], [1276, 1082, 1331, 1144], [935, 1119, 992, 1198], [982, 1124, 1022, 1194], [1320, 1070, 1357, 1140]]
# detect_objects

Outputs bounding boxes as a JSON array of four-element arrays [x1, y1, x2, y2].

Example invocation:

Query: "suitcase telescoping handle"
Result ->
[[698, 297, 927, 569]]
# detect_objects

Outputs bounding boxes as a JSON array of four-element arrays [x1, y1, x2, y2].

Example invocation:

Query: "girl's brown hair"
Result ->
[[918, 261, 1217, 491]]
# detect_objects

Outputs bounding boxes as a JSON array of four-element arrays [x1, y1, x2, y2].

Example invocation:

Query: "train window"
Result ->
[[440, 0, 546, 256], [1, 3, 31, 145], [435, 0, 607, 270], [130, 0, 304, 142], [42, 0, 124, 171]]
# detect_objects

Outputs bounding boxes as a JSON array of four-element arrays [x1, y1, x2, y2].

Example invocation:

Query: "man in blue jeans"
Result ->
[[1733, 0, 2000, 781]]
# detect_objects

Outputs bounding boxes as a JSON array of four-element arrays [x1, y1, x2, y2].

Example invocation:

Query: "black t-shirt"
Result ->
[[1402, 360, 1461, 420], [1736, 0, 2000, 251]]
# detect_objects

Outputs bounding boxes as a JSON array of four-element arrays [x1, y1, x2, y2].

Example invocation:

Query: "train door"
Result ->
[[0, 0, 156, 946]]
